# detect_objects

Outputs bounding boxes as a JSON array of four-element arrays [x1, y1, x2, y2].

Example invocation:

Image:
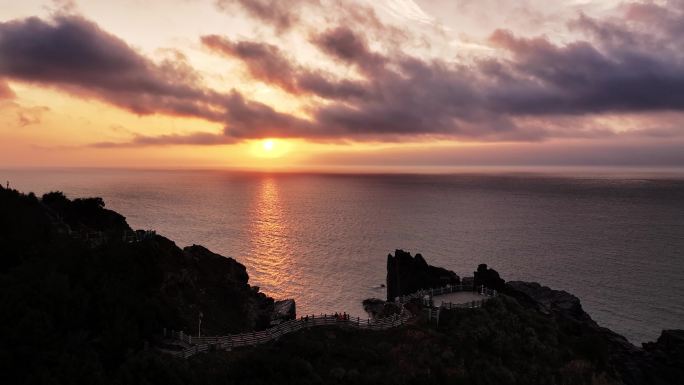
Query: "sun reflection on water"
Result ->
[[245, 177, 293, 298]]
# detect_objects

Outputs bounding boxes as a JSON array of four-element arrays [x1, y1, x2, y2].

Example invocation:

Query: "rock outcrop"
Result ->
[[473, 263, 506, 291], [386, 249, 460, 301], [272, 299, 296, 323], [362, 298, 402, 320], [505, 281, 595, 324], [505, 280, 684, 385], [176, 244, 275, 334]]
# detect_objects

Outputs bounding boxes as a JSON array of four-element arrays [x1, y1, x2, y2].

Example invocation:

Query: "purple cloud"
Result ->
[[199, 2, 684, 142], [91, 131, 239, 148], [202, 35, 370, 100], [3, 2, 684, 148], [0, 15, 225, 121], [215, 0, 318, 32]]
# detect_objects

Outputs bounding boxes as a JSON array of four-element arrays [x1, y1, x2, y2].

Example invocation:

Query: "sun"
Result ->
[[250, 138, 293, 159], [262, 139, 275, 152]]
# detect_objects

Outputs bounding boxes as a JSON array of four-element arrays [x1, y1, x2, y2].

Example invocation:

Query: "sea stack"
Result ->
[[473, 263, 506, 291], [386, 249, 460, 301]]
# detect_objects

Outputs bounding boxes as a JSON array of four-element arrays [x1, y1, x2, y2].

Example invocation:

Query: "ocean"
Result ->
[[4, 168, 684, 344]]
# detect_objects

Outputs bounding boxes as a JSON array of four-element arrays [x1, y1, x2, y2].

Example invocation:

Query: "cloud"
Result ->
[[215, 0, 318, 32], [488, 27, 684, 114], [0, 15, 225, 121], [201, 35, 370, 100], [18, 106, 50, 127], [371, 0, 434, 24], [0, 80, 14, 100], [6, 2, 684, 149], [143, 2, 684, 145], [222, 91, 315, 138], [202, 35, 299, 93], [91, 131, 238, 148], [272, 3, 684, 140], [311, 26, 386, 74]]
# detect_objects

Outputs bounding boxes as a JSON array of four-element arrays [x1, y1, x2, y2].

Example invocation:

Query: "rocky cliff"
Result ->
[[502, 281, 684, 385], [0, 187, 288, 383]]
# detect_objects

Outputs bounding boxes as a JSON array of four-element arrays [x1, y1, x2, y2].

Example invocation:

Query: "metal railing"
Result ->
[[165, 284, 498, 359], [166, 311, 411, 359], [395, 284, 497, 304]]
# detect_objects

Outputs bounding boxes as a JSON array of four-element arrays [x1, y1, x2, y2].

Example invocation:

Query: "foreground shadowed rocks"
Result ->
[[0, 187, 283, 384], [1, 186, 682, 385]]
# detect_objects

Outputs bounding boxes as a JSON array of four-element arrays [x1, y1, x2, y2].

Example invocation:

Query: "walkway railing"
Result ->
[[165, 284, 497, 359], [166, 310, 411, 359], [395, 284, 497, 304]]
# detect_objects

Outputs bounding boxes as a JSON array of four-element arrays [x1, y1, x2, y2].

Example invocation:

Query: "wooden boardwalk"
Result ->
[[167, 311, 411, 358], [165, 284, 497, 359]]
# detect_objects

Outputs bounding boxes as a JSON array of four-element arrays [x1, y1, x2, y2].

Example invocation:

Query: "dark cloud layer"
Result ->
[[488, 27, 684, 114], [3, 2, 684, 147], [311, 26, 386, 74], [0, 15, 225, 121], [201, 1, 684, 142], [91, 131, 238, 148], [202, 35, 369, 100]]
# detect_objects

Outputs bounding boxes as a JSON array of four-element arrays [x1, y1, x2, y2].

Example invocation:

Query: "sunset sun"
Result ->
[[250, 138, 293, 159], [262, 139, 275, 152]]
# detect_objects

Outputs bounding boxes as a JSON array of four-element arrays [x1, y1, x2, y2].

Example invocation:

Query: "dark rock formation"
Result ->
[[505, 281, 594, 324], [177, 244, 275, 333], [505, 280, 684, 385], [473, 263, 506, 291], [272, 299, 296, 323], [386, 249, 459, 301], [0, 188, 278, 337], [362, 298, 401, 320]]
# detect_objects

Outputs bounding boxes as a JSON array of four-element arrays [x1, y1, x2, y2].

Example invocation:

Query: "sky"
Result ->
[[1, 0, 683, 171]]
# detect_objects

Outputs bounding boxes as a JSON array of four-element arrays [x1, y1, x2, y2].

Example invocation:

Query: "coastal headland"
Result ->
[[1, 186, 682, 384]]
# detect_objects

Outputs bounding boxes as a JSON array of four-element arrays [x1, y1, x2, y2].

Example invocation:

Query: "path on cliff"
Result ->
[[165, 284, 497, 359]]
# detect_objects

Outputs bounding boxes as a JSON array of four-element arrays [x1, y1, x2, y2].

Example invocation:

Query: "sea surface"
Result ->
[[4, 168, 684, 344]]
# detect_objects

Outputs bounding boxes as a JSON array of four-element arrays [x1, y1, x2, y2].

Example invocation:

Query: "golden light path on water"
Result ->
[[246, 177, 287, 288], [244, 176, 313, 308]]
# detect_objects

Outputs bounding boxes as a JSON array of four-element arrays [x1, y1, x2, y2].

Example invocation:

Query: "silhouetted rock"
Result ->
[[505, 280, 684, 385], [386, 249, 459, 301], [1, 188, 278, 338], [505, 281, 593, 323], [362, 298, 401, 320], [473, 263, 506, 291], [179, 244, 275, 333], [273, 299, 296, 323]]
